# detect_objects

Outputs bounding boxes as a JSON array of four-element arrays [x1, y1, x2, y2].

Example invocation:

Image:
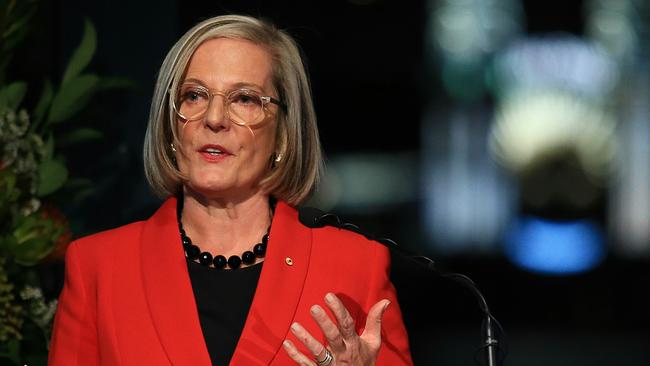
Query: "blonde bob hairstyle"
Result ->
[[143, 15, 323, 206]]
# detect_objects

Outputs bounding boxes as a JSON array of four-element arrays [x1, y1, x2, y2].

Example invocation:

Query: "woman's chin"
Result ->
[[187, 182, 229, 196], [185, 181, 261, 201]]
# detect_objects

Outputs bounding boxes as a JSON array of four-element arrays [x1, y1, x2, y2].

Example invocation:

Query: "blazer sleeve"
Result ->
[[370, 244, 414, 366], [48, 241, 99, 365]]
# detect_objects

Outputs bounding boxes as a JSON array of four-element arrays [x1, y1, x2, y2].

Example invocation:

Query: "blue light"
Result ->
[[505, 216, 606, 275]]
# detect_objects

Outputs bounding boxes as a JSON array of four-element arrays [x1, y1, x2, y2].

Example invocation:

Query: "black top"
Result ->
[[186, 258, 263, 366]]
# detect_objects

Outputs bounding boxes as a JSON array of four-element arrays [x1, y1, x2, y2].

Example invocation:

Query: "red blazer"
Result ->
[[48, 198, 413, 365]]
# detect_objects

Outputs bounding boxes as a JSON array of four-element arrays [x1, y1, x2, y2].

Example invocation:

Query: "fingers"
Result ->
[[324, 293, 358, 341], [310, 304, 346, 353], [284, 293, 389, 366], [361, 299, 390, 348], [290, 322, 330, 361], [283, 339, 315, 366]]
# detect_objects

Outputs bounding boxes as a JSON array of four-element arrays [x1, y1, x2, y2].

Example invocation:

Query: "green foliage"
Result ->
[[0, 4, 131, 365], [61, 19, 97, 85], [0, 259, 24, 346], [0, 0, 38, 84], [0, 170, 19, 222], [4, 216, 58, 266], [31, 80, 53, 128], [0, 81, 27, 110], [48, 74, 99, 123], [36, 159, 68, 197]]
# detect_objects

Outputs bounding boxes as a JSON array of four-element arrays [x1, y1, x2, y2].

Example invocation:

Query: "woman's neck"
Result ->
[[180, 188, 273, 258]]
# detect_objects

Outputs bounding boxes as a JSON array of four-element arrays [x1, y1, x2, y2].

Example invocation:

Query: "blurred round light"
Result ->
[[585, 0, 638, 65], [431, 0, 523, 59], [307, 153, 417, 213], [489, 90, 617, 182], [492, 36, 618, 100], [505, 216, 606, 275]]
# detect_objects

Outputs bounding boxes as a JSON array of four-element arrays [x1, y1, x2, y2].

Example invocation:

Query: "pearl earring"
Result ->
[[274, 153, 283, 163]]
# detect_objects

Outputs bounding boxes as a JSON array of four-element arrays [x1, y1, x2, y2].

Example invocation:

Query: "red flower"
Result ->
[[41, 205, 72, 262]]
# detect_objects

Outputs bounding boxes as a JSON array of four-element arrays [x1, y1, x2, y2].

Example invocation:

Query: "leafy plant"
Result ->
[[0, 5, 129, 364]]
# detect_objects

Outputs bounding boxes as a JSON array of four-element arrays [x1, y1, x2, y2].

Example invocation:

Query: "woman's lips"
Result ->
[[198, 144, 231, 162]]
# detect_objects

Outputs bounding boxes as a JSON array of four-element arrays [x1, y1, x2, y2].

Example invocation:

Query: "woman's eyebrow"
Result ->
[[181, 78, 266, 92], [182, 78, 207, 86], [230, 81, 265, 92]]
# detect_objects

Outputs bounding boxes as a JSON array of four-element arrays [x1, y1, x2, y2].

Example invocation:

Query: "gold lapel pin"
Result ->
[[285, 257, 294, 266]]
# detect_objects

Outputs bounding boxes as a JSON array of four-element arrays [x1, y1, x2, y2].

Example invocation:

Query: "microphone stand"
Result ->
[[485, 316, 498, 366], [407, 255, 505, 366], [298, 208, 506, 366]]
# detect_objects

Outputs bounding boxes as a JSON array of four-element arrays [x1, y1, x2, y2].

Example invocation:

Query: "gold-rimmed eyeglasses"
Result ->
[[170, 83, 287, 126]]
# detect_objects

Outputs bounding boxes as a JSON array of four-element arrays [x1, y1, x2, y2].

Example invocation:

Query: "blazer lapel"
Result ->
[[230, 201, 312, 366], [140, 198, 212, 366]]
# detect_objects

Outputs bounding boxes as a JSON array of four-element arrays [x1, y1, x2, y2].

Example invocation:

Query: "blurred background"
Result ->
[[6, 0, 650, 364]]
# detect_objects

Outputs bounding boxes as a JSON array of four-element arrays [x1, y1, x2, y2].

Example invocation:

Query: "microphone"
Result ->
[[441, 272, 505, 366], [298, 206, 506, 366], [388, 252, 505, 366]]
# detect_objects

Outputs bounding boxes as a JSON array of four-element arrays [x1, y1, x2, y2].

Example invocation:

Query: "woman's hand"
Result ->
[[282, 293, 390, 366]]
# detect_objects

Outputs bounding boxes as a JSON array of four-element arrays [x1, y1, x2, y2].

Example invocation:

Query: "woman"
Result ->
[[48, 15, 413, 366]]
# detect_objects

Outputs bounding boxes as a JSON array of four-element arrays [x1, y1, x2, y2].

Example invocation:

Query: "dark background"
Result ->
[[12, 0, 650, 365]]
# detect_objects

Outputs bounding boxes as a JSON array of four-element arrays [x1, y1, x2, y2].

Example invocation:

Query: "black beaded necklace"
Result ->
[[177, 198, 273, 270]]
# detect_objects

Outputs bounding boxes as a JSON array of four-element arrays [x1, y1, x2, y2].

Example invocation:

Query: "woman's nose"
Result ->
[[204, 96, 229, 129]]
